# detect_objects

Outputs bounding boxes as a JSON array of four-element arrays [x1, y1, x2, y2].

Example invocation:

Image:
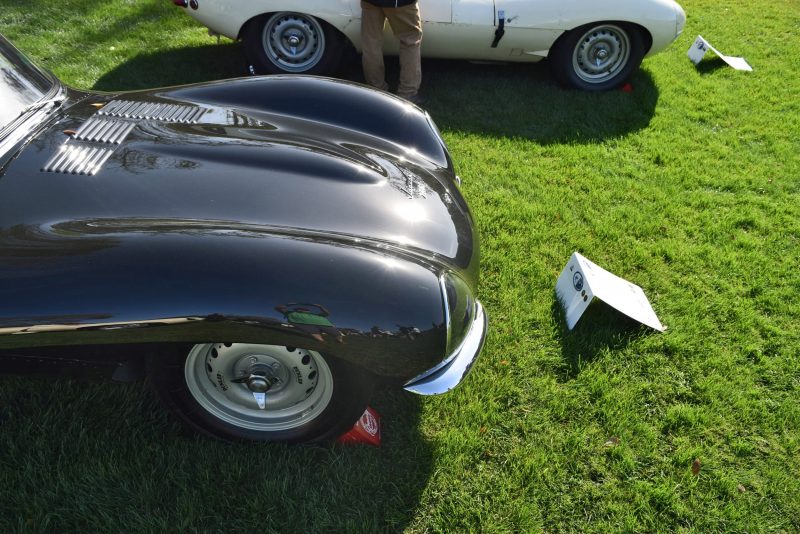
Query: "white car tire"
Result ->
[[148, 343, 372, 443], [550, 22, 646, 91]]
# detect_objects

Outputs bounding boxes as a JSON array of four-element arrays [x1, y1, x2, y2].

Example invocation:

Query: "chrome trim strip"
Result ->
[[102, 100, 124, 114], [93, 120, 114, 141], [440, 274, 452, 359], [97, 100, 209, 122], [113, 122, 136, 144], [130, 102, 146, 116], [161, 104, 175, 120], [73, 118, 136, 145], [164, 104, 179, 120], [104, 121, 124, 143], [42, 145, 68, 172], [91, 148, 114, 174], [65, 146, 89, 174], [84, 148, 105, 174], [187, 107, 206, 123], [173, 105, 187, 121], [42, 144, 115, 175], [76, 147, 99, 174], [139, 102, 154, 118], [52, 145, 74, 169], [64, 147, 82, 170], [117, 101, 136, 116], [403, 301, 487, 395], [82, 119, 104, 139], [176, 106, 193, 122], [73, 117, 93, 137]]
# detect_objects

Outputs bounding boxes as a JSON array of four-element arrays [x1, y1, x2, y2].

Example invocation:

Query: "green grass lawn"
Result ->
[[1, 0, 798, 531]]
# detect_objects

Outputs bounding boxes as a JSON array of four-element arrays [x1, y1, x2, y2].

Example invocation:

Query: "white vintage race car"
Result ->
[[175, 0, 686, 91]]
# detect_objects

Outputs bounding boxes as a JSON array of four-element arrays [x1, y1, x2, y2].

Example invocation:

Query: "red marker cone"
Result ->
[[337, 406, 381, 447]]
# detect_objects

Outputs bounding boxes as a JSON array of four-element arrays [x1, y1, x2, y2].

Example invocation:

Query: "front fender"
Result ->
[[555, 0, 683, 55], [0, 219, 448, 381], [183, 0, 356, 41]]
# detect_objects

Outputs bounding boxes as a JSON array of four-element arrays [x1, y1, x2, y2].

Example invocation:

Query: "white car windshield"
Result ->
[[0, 38, 55, 132]]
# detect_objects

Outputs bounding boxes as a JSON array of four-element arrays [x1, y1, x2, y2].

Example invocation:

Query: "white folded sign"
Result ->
[[688, 35, 752, 71], [556, 252, 665, 332]]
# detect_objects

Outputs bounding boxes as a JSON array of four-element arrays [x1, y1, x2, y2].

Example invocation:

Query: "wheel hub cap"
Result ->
[[286, 34, 302, 48]]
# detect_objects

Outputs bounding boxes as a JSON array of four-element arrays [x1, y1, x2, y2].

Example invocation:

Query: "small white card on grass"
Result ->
[[688, 35, 753, 71], [556, 252, 665, 332]]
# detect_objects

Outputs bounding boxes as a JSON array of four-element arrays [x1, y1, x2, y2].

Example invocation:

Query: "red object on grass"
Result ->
[[621, 83, 634, 93], [337, 406, 381, 447]]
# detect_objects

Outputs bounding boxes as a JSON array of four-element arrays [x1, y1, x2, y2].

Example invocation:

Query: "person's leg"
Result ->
[[361, 1, 389, 91], [386, 3, 422, 98]]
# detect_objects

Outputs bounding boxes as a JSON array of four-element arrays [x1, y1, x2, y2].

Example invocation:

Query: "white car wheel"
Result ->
[[185, 343, 333, 431], [148, 343, 371, 442], [550, 22, 646, 91], [243, 12, 344, 75], [571, 25, 631, 84]]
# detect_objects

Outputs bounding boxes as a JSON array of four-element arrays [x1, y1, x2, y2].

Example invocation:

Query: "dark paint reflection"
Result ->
[[0, 223, 120, 264]]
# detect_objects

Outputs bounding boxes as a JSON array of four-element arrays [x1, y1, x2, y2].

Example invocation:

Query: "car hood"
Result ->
[[0, 88, 476, 271]]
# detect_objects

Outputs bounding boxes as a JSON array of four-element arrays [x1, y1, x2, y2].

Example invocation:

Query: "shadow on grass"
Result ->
[[0, 375, 431, 531], [93, 43, 248, 91], [421, 58, 660, 144], [94, 45, 659, 145], [550, 298, 653, 381], [92, 42, 363, 92], [694, 56, 730, 75]]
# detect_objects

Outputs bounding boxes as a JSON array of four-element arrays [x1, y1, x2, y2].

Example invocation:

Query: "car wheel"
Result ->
[[549, 22, 646, 91], [148, 343, 371, 443], [242, 12, 344, 75]]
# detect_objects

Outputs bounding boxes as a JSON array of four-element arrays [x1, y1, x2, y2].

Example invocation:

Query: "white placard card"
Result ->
[[556, 252, 665, 332], [688, 35, 752, 72]]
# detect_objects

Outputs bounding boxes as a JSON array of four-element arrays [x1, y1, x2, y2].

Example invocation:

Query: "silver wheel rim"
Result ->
[[571, 24, 631, 84], [262, 13, 326, 73], [185, 343, 333, 431]]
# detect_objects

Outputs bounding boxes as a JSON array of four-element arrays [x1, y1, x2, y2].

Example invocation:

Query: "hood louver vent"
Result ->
[[43, 99, 211, 176], [73, 117, 136, 144], [42, 144, 115, 176], [98, 99, 209, 123]]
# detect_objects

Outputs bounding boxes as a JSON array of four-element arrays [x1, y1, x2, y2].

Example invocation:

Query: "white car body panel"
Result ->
[[184, 0, 684, 61], [187, 0, 357, 41]]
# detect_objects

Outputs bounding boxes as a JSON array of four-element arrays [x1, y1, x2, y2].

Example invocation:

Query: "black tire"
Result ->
[[148, 343, 372, 443], [549, 22, 646, 91], [242, 12, 344, 75]]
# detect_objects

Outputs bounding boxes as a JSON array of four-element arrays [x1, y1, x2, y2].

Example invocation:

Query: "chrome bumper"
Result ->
[[403, 301, 487, 395]]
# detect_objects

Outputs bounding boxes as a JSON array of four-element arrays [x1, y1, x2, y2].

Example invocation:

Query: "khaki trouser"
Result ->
[[360, 1, 422, 98]]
